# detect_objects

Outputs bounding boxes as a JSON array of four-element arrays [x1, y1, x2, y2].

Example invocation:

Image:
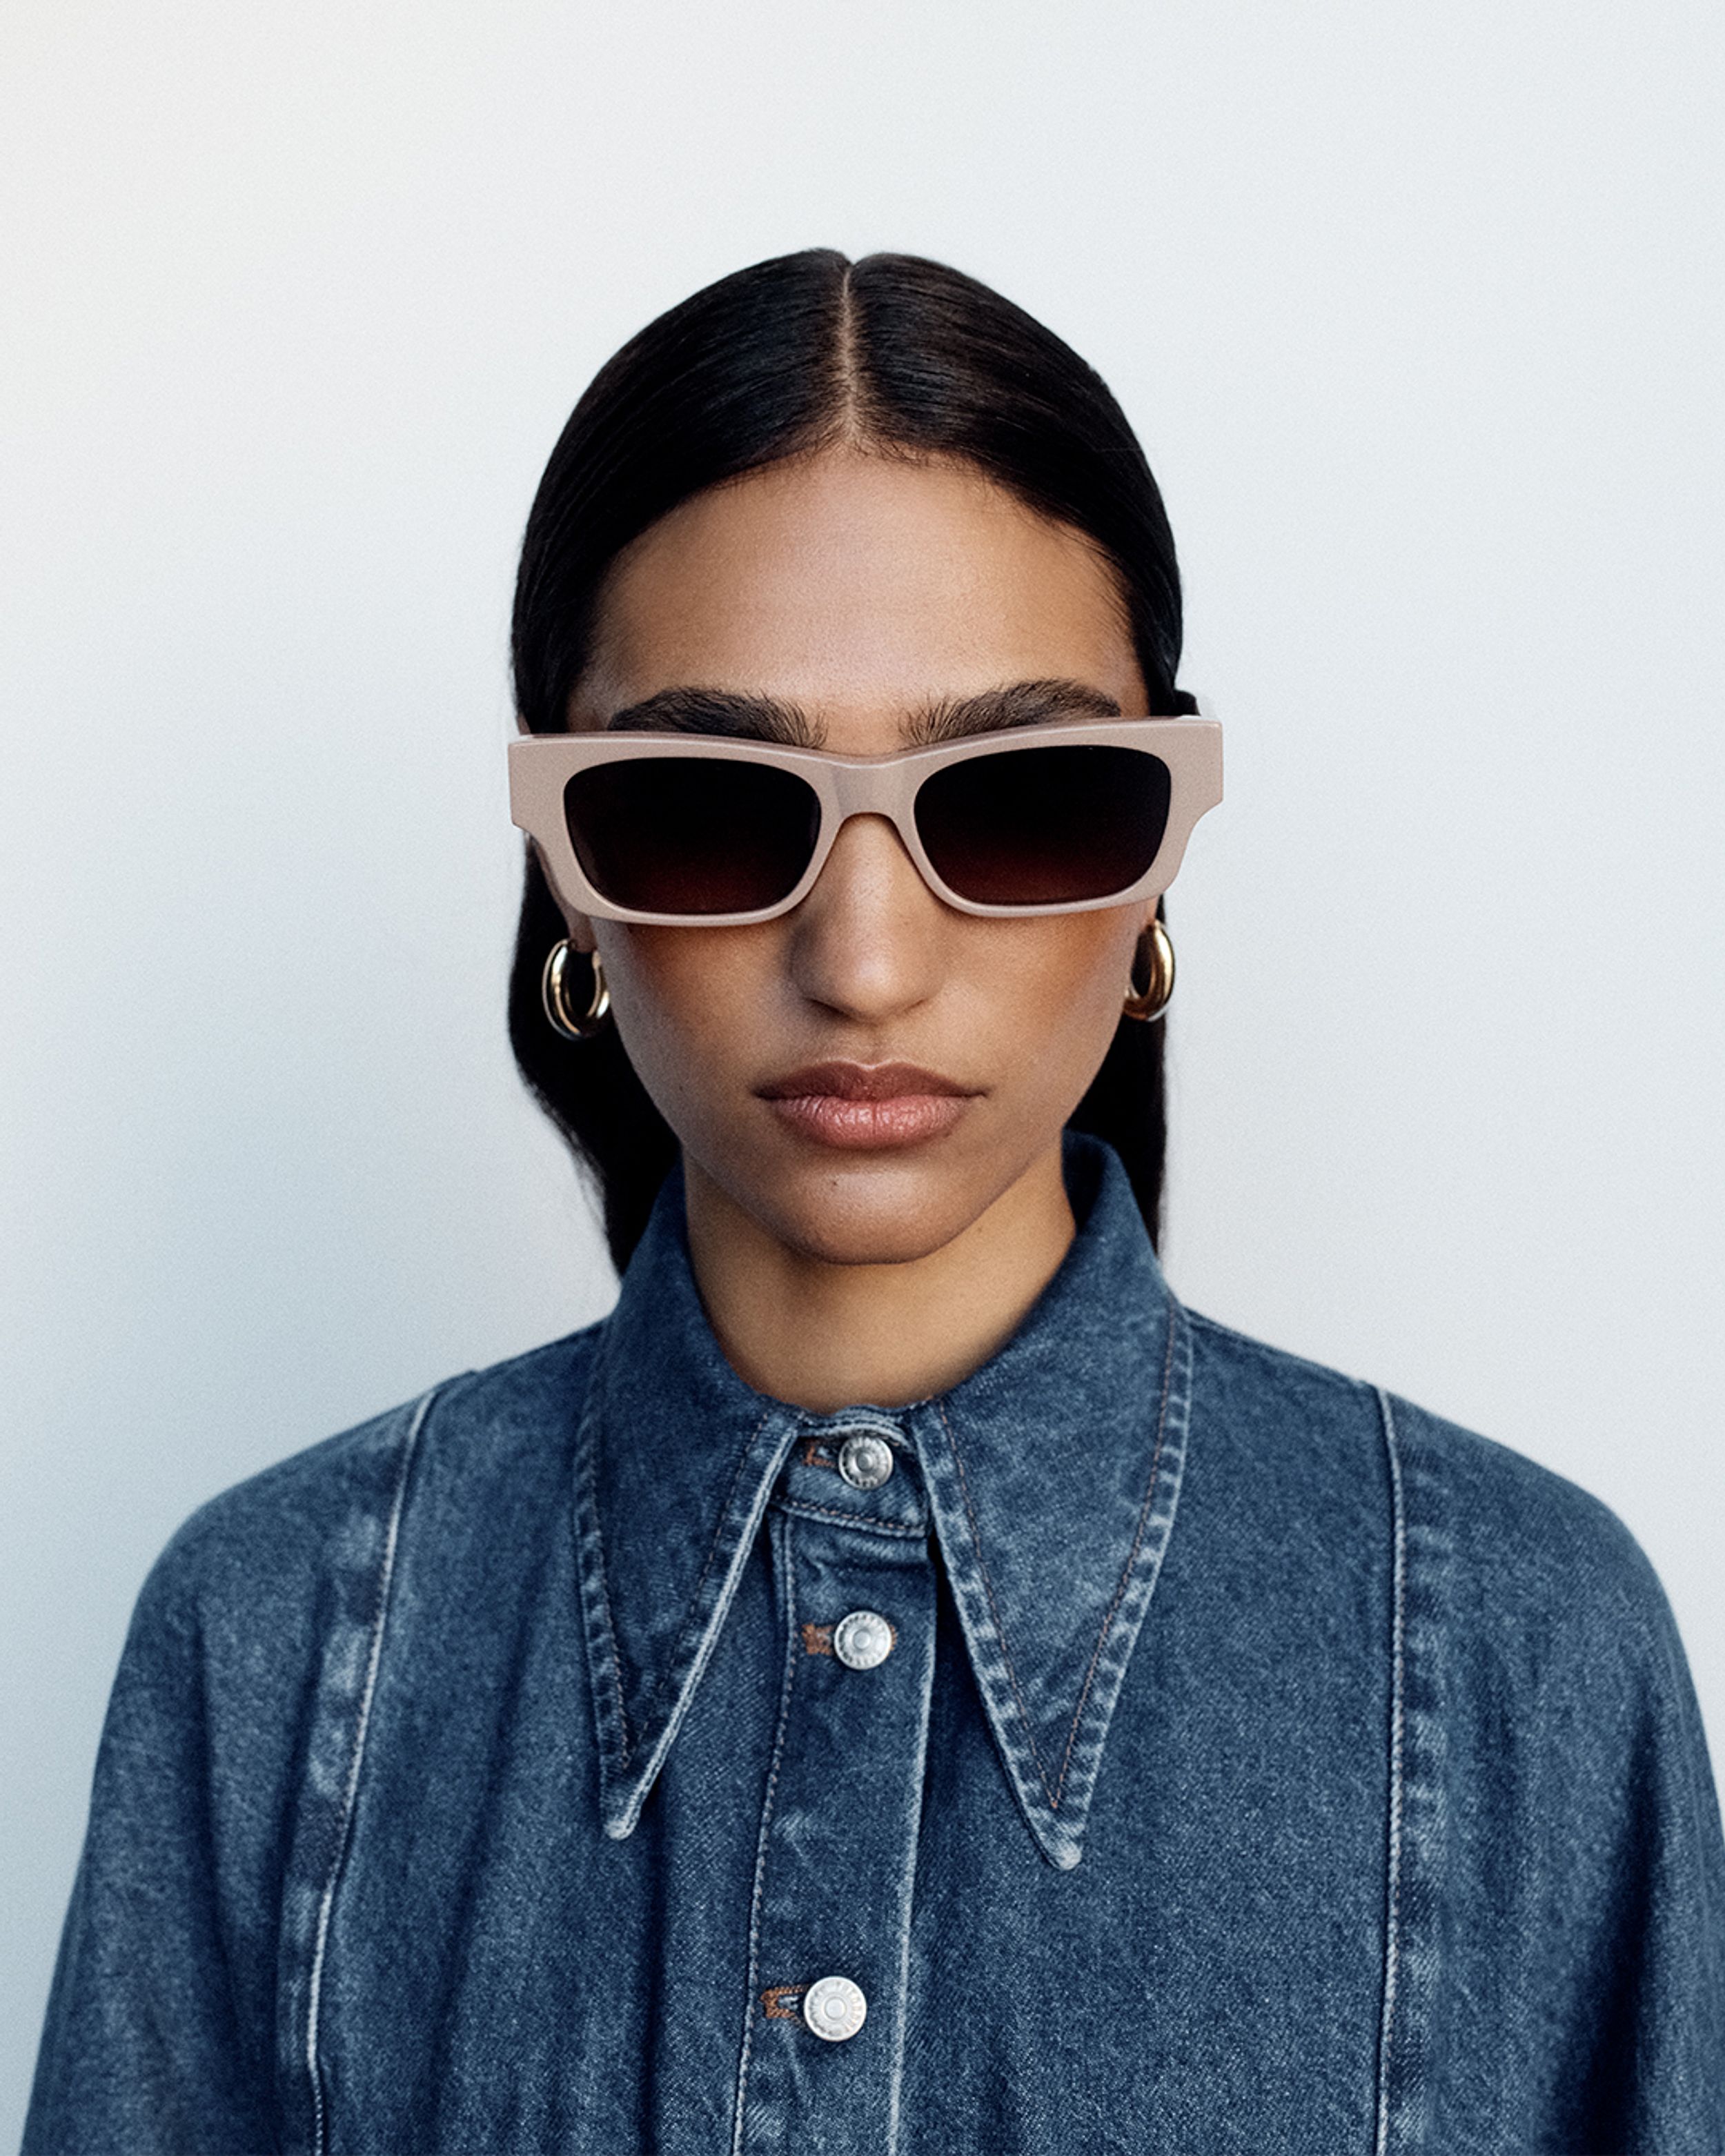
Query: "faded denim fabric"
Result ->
[[26, 1133, 1725, 2155]]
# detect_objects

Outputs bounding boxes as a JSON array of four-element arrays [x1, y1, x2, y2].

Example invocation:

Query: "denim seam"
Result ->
[[1374, 1388, 1408, 2156], [885, 1556, 937, 2156], [1046, 1303, 1192, 1858], [636, 1407, 776, 1739], [574, 1372, 776, 1798], [304, 1383, 437, 2156], [1372, 1387, 1448, 2155], [591, 1484, 634, 1765], [932, 1300, 1190, 1837], [1052, 1301, 1179, 1808], [934, 1395, 1059, 1806], [604, 1413, 798, 1838], [731, 1511, 802, 2156], [571, 1382, 634, 1781]]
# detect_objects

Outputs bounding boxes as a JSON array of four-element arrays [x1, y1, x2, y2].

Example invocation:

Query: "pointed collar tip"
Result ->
[[1032, 1818, 1085, 1871]]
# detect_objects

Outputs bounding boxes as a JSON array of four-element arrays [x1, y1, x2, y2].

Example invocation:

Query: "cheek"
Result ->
[[595, 920, 785, 1082], [979, 908, 1140, 1051]]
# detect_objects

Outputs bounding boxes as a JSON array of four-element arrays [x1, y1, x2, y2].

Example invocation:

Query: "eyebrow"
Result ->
[[601, 679, 1122, 748], [905, 679, 1121, 745], [603, 689, 820, 745]]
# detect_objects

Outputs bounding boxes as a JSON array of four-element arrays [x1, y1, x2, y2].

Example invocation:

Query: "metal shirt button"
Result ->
[[802, 1975, 868, 2042], [837, 1432, 894, 1492], [832, 1609, 894, 1671]]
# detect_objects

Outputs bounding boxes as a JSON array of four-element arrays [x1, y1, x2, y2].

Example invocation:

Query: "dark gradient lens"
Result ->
[[915, 744, 1172, 905], [564, 758, 820, 916]]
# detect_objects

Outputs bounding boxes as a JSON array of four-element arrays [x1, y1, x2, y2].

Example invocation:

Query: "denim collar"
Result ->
[[571, 1130, 1192, 1870]]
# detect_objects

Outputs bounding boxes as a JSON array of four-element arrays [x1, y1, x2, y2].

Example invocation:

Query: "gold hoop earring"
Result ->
[[542, 940, 611, 1040], [1122, 919, 1175, 1023]]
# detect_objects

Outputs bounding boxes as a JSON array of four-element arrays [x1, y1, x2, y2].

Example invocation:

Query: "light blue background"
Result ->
[[4, 0, 1722, 2136]]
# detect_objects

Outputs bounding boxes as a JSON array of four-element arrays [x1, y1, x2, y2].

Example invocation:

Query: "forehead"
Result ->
[[576, 448, 1145, 726]]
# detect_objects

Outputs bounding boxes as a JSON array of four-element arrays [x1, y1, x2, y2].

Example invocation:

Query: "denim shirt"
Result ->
[[27, 1134, 1725, 2155]]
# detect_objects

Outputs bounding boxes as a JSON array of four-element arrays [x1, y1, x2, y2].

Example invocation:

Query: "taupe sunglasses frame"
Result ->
[[509, 711, 1223, 927]]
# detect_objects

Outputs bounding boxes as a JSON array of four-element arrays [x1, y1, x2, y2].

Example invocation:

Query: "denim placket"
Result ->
[[732, 1419, 937, 2156]]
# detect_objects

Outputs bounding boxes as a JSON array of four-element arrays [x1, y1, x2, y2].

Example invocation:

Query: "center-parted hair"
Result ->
[[510, 248, 1194, 1272]]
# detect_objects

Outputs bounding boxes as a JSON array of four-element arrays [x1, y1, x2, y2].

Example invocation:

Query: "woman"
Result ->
[[27, 250, 1724, 2153]]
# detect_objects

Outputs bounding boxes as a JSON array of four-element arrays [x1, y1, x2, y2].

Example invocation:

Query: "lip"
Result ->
[[756, 1061, 981, 1150], [758, 1062, 974, 1102]]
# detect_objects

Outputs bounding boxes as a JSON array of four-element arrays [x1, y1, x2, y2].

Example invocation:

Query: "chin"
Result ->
[[753, 1163, 990, 1269]]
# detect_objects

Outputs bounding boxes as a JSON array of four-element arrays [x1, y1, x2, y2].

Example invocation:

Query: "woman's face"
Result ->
[[566, 447, 1155, 1269]]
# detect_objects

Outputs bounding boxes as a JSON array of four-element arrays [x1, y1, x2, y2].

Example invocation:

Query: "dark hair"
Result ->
[[509, 248, 1194, 1273]]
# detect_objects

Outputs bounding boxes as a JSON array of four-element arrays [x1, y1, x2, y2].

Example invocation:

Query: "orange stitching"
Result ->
[[761, 1984, 808, 2020], [800, 1623, 834, 1656]]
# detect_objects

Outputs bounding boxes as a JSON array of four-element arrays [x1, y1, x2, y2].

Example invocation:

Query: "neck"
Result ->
[[682, 1145, 1077, 1413]]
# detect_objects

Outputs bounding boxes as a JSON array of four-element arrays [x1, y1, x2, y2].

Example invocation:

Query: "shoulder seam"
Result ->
[[1374, 1387, 1407, 2156]]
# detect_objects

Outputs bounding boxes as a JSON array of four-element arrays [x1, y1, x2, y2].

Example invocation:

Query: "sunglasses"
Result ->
[[509, 710, 1223, 927]]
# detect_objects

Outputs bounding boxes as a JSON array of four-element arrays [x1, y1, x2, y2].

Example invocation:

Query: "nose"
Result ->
[[785, 812, 945, 1022]]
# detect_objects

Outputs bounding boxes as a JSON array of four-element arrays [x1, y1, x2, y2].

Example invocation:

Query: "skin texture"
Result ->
[[563, 446, 1158, 1412]]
